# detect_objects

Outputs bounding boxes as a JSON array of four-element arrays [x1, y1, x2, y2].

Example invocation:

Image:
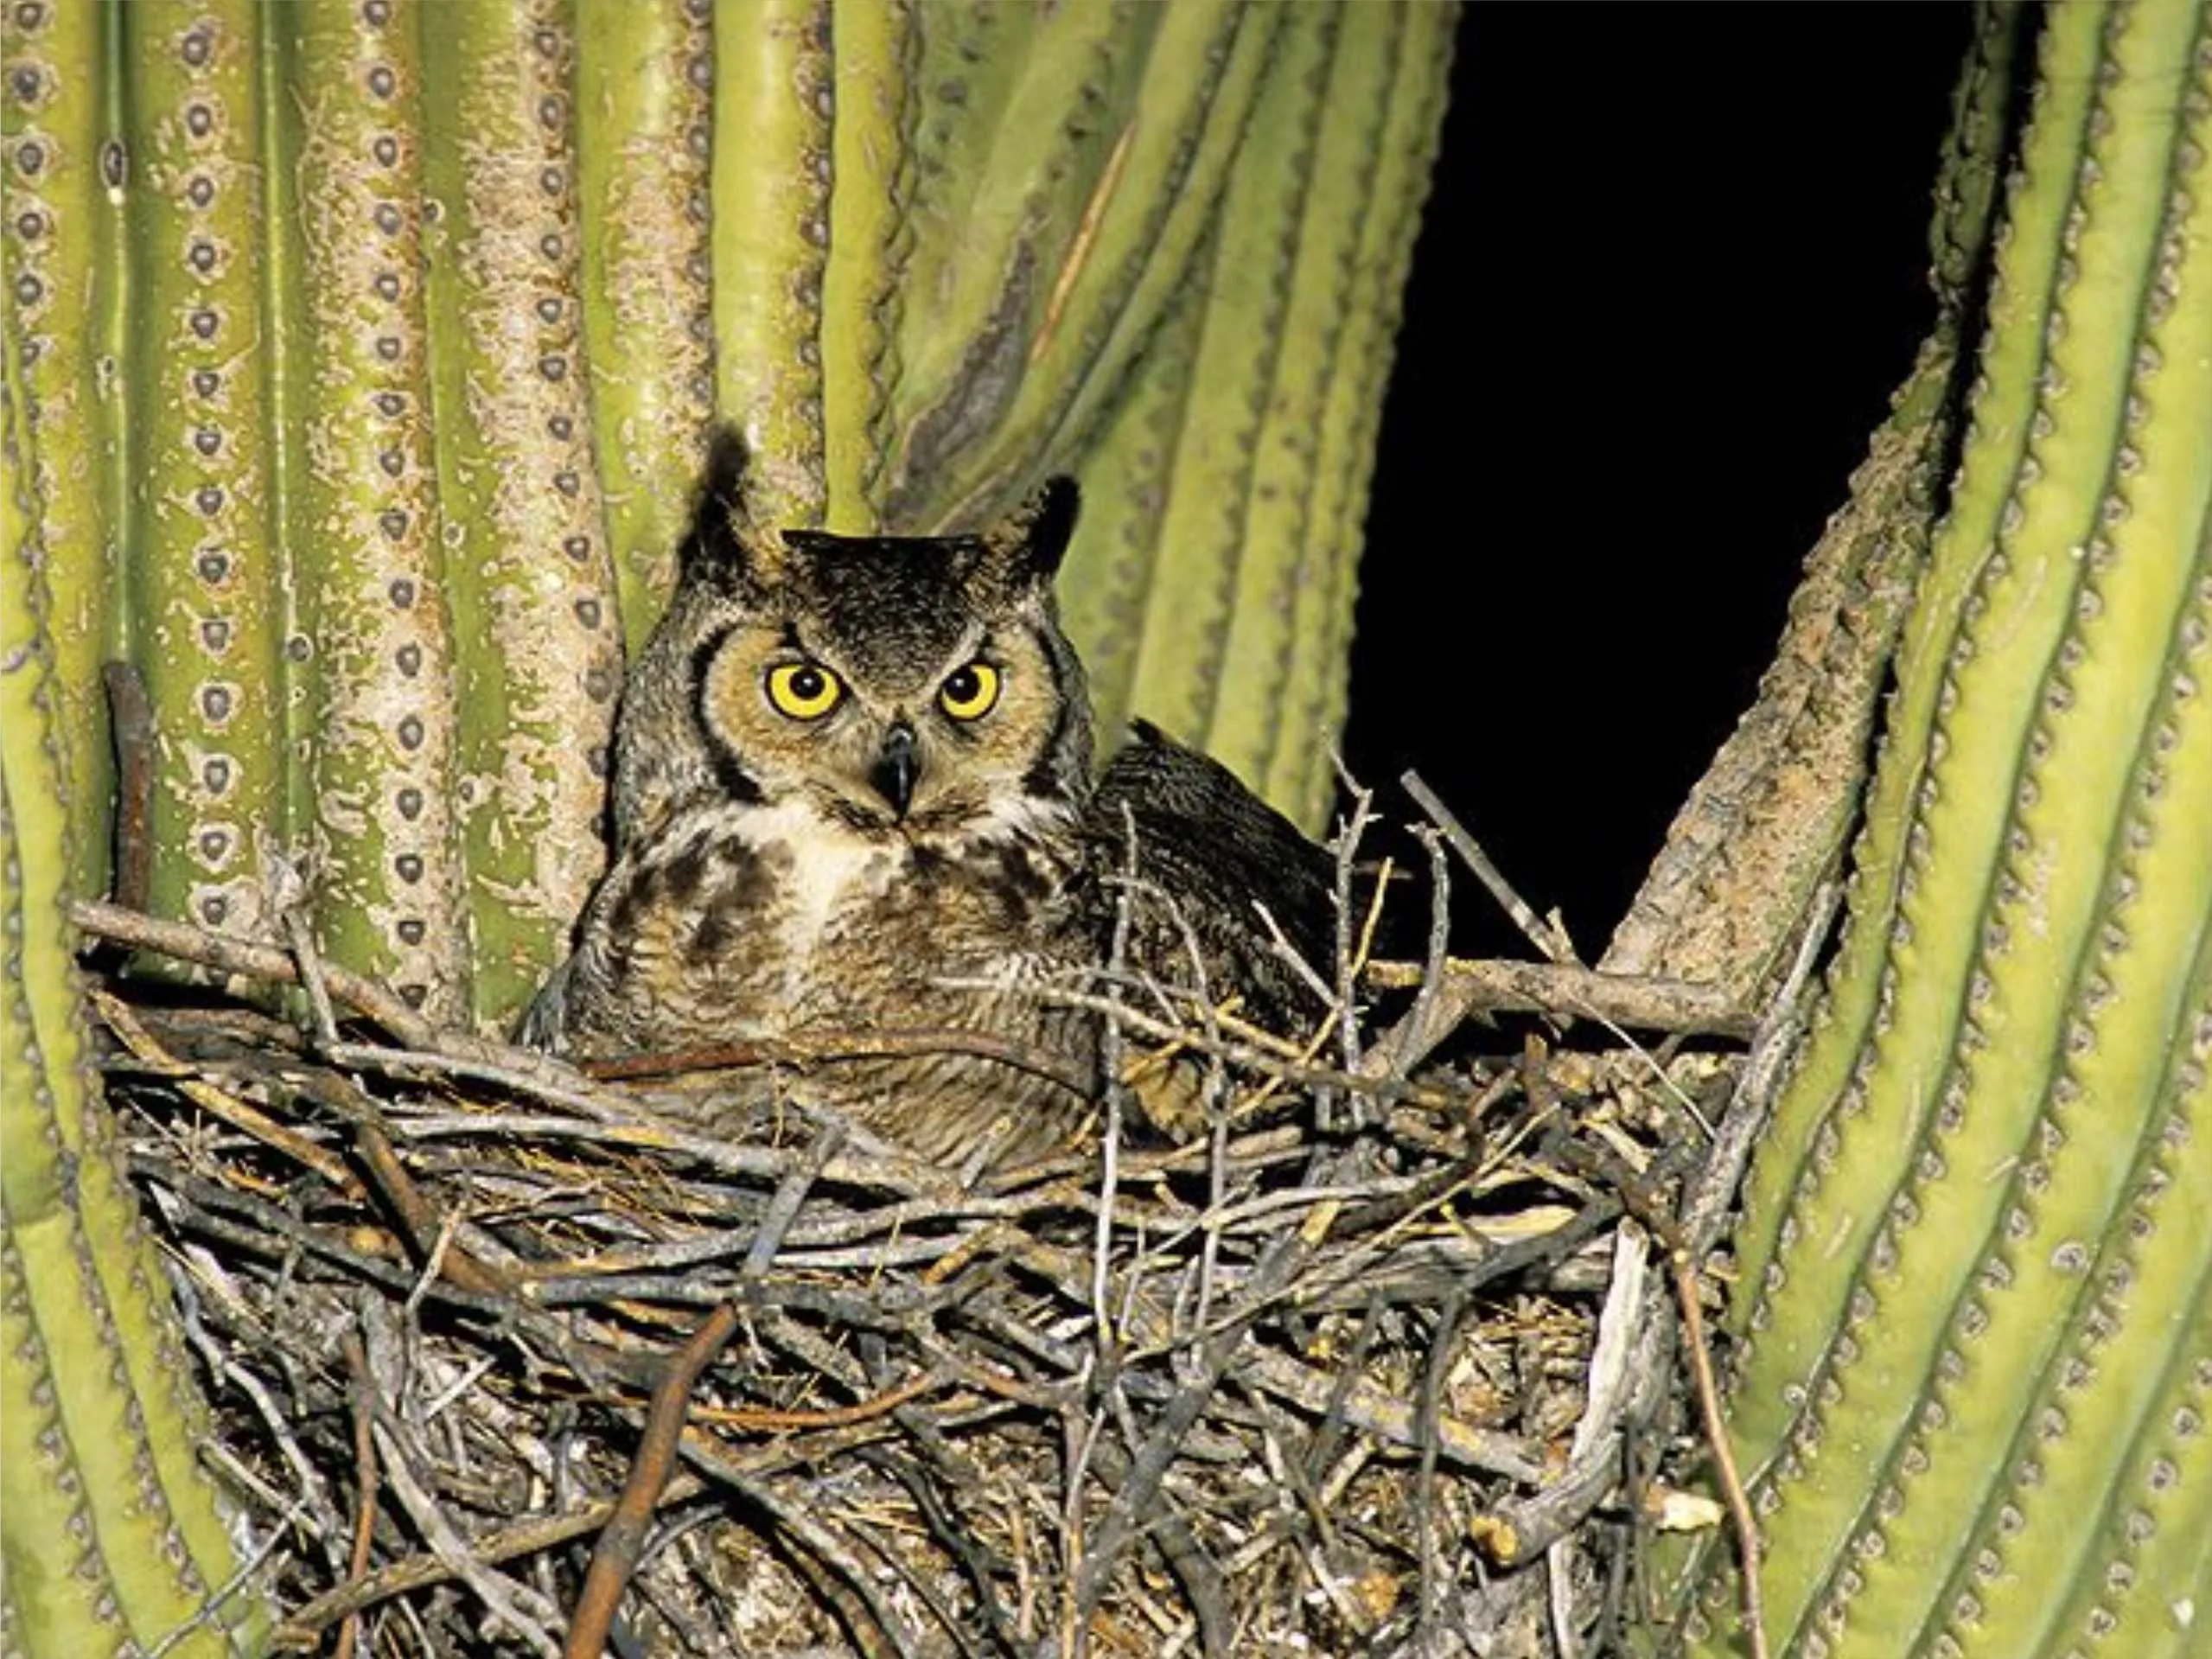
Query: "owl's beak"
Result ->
[[870, 723, 920, 820]]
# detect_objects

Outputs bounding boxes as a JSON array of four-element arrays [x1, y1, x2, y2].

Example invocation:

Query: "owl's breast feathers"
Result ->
[[522, 790, 1098, 1162]]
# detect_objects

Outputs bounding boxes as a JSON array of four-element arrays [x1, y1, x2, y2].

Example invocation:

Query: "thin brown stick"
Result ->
[[582, 1026, 1094, 1100], [351, 1122, 513, 1298], [70, 897, 443, 1050], [564, 1302, 743, 1659], [91, 991, 361, 1194], [691, 1369, 940, 1433], [1671, 1246, 1767, 1659], [334, 1335, 380, 1659]]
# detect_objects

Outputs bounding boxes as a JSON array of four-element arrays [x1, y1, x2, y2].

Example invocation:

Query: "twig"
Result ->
[[371, 1415, 564, 1659], [583, 1025, 1095, 1101], [1331, 770, 1379, 1076], [953, 979, 1463, 1112], [564, 1304, 743, 1659], [1672, 1246, 1766, 1659], [1361, 956, 1755, 1039], [70, 897, 443, 1050], [335, 1334, 381, 1659], [92, 991, 360, 1194], [1402, 769, 1577, 965]]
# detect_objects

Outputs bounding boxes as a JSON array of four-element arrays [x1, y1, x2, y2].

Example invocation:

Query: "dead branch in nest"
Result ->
[[80, 775, 1806, 1658]]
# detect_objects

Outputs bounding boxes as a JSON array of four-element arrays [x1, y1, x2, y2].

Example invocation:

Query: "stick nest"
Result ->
[[88, 848, 1757, 1658]]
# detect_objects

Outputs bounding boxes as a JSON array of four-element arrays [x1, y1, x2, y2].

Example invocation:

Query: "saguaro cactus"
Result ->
[[3, 0, 1450, 1032], [1653, 0, 2212, 1651]]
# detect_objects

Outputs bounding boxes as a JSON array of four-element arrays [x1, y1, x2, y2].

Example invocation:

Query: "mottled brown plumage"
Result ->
[[524, 433, 1332, 1169]]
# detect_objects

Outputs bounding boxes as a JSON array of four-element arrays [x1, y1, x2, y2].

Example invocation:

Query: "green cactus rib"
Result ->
[[254, 0, 310, 865], [1281, 0, 1455, 827], [118, 0, 288, 950], [896, 0, 1042, 393], [1, 0, 116, 905], [711, 0, 834, 530], [418, 0, 625, 1026], [818, 0, 914, 530], [575, 0, 715, 654], [3, 335, 244, 1658], [1721, 0, 2114, 1400], [912, 0, 1276, 536], [1680, 2, 2212, 1652], [274, 0, 472, 1024], [879, 0, 1146, 525], [1056, 265, 1207, 746], [1202, 4, 1401, 792], [1120, 4, 1335, 758]]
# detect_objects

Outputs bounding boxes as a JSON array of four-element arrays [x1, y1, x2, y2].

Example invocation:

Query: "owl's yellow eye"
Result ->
[[765, 660, 842, 720], [939, 661, 1001, 721]]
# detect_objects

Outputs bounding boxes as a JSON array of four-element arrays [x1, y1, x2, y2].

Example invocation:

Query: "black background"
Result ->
[[1342, 3, 1975, 960]]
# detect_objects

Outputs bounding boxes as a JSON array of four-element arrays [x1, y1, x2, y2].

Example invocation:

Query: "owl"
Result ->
[[523, 432, 1334, 1170]]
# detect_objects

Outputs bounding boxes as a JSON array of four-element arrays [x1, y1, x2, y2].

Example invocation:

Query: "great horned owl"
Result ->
[[523, 434, 1333, 1169]]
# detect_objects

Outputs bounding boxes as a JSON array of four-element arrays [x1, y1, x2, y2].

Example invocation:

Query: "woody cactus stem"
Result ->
[[1661, 2, 2212, 1653], [2, 0, 1450, 1030]]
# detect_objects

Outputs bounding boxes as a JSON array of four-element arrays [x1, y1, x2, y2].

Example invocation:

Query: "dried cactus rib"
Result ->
[[1724, 0, 2115, 1425], [1597, 3, 2024, 1000], [710, 0, 834, 531], [2, 369, 245, 1659], [1691, 1, 2212, 1651], [281, 0, 471, 1024], [1122, 3, 1335, 756], [1280, 0, 1456, 827], [0, 0, 114, 904], [118, 0, 287, 954], [575, 0, 715, 653], [419, 0, 622, 1025], [819, 0, 915, 532]]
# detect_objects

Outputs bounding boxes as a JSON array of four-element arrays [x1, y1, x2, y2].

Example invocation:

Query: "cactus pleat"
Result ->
[[278, 2, 473, 1022], [1119, 4, 1338, 756], [1201, 3, 1399, 793], [1279, 0, 1454, 826], [121, 0, 289, 954], [708, 0, 833, 530], [900, 0, 1274, 534], [573, 0, 714, 653], [817, 0, 913, 529], [1667, 2, 2212, 1652], [3, 0, 118, 903], [418, 0, 623, 1021], [3, 328, 247, 1656], [1055, 269, 1206, 745]]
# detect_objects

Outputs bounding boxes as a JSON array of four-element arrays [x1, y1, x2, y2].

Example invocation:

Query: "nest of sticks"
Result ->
[[81, 788, 1810, 1658]]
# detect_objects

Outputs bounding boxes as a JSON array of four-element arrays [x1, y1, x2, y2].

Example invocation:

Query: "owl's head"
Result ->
[[612, 434, 1093, 846]]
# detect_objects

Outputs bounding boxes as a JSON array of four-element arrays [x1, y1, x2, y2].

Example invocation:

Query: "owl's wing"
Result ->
[[1082, 721, 1336, 1033]]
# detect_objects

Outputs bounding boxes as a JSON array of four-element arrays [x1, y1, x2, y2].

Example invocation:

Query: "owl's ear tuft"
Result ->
[[680, 426, 772, 587], [984, 475, 1080, 585]]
